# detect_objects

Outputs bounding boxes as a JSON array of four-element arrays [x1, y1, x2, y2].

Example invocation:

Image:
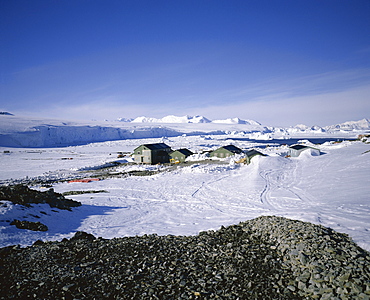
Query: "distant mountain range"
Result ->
[[212, 117, 261, 125], [1, 113, 369, 147], [286, 118, 370, 133], [117, 115, 370, 132], [118, 115, 261, 125], [3, 112, 369, 132], [270, 118, 369, 136], [324, 118, 370, 131], [129, 115, 211, 123]]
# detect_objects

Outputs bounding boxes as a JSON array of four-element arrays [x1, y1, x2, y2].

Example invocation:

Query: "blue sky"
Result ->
[[1, 0, 369, 126]]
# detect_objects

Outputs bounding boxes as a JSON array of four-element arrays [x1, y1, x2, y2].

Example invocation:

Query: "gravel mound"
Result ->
[[0, 216, 369, 299]]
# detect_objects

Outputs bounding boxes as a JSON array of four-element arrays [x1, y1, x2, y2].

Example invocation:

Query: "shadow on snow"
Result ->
[[0, 204, 124, 247]]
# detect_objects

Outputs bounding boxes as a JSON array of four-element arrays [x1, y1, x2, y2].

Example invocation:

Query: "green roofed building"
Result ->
[[244, 149, 265, 163], [210, 145, 243, 158], [133, 143, 172, 164], [170, 149, 193, 163], [288, 144, 320, 157]]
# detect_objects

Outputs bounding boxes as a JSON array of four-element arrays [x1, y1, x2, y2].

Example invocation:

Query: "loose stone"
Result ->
[[0, 216, 369, 299]]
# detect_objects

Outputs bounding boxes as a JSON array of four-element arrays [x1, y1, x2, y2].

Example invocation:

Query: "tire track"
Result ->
[[258, 157, 315, 211]]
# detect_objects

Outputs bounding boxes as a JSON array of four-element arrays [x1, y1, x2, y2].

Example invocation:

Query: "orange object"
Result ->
[[68, 178, 100, 183]]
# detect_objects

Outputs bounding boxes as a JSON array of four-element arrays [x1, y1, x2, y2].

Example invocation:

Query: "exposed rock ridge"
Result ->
[[0, 184, 81, 210]]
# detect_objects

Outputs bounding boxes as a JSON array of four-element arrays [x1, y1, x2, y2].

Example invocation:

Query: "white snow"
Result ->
[[131, 115, 211, 123], [2, 114, 363, 148], [0, 115, 369, 251], [0, 115, 184, 147], [325, 118, 370, 131], [212, 117, 261, 125]]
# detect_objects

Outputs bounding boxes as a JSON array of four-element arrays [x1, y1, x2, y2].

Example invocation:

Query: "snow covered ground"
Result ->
[[0, 115, 369, 251]]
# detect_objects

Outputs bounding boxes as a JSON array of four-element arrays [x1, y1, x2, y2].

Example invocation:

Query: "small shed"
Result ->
[[170, 149, 193, 163], [210, 145, 243, 158], [132, 143, 172, 164], [289, 144, 320, 157], [244, 149, 265, 164], [358, 134, 370, 142]]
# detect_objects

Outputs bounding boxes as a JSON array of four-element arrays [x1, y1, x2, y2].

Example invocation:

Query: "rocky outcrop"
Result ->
[[0, 216, 369, 299], [0, 184, 81, 210], [10, 219, 48, 231], [246, 216, 370, 299]]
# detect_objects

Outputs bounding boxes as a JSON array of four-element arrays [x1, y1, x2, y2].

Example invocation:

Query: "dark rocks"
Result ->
[[10, 219, 48, 231], [0, 184, 81, 210], [245, 216, 370, 299], [127, 170, 160, 176], [0, 216, 369, 299], [62, 190, 108, 196], [70, 231, 96, 241]]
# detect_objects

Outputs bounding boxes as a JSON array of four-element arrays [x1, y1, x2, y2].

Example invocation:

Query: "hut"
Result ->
[[170, 149, 193, 163], [235, 149, 265, 164], [288, 145, 320, 157], [210, 145, 243, 158], [132, 143, 172, 164], [244, 149, 265, 164], [358, 134, 370, 142]]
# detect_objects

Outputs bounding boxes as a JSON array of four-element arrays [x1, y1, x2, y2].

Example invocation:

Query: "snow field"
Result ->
[[0, 133, 369, 251], [53, 141, 370, 252]]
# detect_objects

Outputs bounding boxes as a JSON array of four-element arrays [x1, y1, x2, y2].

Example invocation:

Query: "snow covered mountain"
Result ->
[[118, 115, 370, 132], [324, 118, 370, 131], [131, 115, 211, 123], [285, 124, 326, 134], [0, 114, 368, 148], [117, 117, 134, 122], [212, 117, 261, 125], [122, 115, 262, 125]]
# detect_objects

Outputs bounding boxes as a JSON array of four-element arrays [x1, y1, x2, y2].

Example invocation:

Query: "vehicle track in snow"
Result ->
[[191, 173, 232, 198], [258, 157, 316, 211], [190, 173, 235, 214]]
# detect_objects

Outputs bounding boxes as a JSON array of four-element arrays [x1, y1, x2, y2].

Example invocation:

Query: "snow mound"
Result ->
[[185, 153, 210, 162], [296, 148, 321, 159]]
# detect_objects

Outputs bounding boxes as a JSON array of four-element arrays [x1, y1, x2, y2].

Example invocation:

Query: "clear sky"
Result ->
[[1, 0, 369, 126]]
